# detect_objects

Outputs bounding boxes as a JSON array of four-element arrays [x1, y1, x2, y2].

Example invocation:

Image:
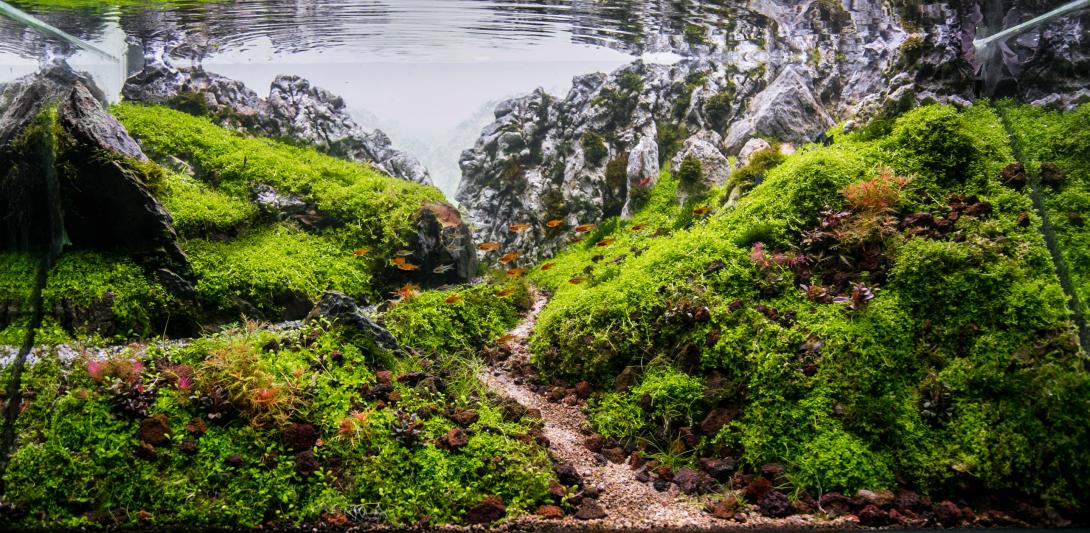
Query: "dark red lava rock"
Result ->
[[179, 439, 198, 454], [1018, 211, 1032, 227], [1069, 211, 1084, 227], [375, 370, 393, 384], [855, 489, 895, 508], [893, 489, 931, 513], [294, 450, 319, 477], [819, 492, 854, 516], [629, 451, 647, 469], [678, 426, 698, 448], [137, 414, 171, 447], [451, 407, 479, 427], [584, 435, 604, 452], [673, 467, 711, 495], [699, 457, 736, 481], [699, 407, 737, 436], [857, 504, 892, 526], [744, 476, 772, 502], [545, 387, 566, 402], [225, 454, 245, 468], [536, 505, 564, 520], [185, 417, 207, 435], [932, 500, 963, 526], [396, 371, 425, 385], [653, 478, 670, 492], [706, 496, 737, 520], [573, 380, 592, 399], [386, 390, 402, 402], [554, 462, 583, 488], [964, 201, 992, 217], [602, 446, 626, 464], [758, 490, 793, 518], [445, 427, 468, 448], [574, 498, 607, 520], [466, 496, 506, 525], [693, 306, 711, 322], [282, 422, 318, 451], [1001, 163, 1027, 190], [1039, 162, 1067, 188]]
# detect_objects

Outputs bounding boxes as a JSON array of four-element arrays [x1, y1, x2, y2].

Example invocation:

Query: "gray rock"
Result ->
[[724, 66, 835, 153], [671, 132, 730, 205], [737, 138, 772, 168], [306, 292, 400, 352]]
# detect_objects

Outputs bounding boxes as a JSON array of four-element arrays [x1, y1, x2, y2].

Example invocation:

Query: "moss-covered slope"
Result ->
[[527, 103, 1090, 510]]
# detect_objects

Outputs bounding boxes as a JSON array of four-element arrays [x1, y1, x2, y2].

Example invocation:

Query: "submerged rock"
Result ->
[[124, 66, 432, 185], [306, 292, 400, 352]]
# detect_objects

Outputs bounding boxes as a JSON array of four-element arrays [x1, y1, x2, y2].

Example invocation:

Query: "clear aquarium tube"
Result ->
[[974, 0, 1090, 51], [0, 0, 121, 62]]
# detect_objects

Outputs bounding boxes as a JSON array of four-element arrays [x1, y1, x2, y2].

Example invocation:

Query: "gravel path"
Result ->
[[478, 289, 718, 530]]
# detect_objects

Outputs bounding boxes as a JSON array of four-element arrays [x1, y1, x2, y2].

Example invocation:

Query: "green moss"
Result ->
[[185, 224, 371, 313], [580, 131, 608, 166], [528, 103, 1090, 505], [112, 104, 443, 256], [676, 154, 703, 187], [159, 172, 257, 238], [5, 322, 557, 528], [386, 281, 528, 356]]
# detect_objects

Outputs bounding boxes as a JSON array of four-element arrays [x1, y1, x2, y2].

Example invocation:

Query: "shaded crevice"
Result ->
[[997, 106, 1090, 356]]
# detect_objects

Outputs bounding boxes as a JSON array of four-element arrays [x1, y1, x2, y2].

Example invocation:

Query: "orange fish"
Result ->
[[396, 262, 419, 271], [574, 223, 596, 233], [497, 334, 517, 344], [567, 237, 584, 244], [478, 242, 501, 252], [635, 175, 654, 188], [509, 223, 532, 233], [540, 262, 556, 271], [631, 223, 648, 232], [444, 294, 463, 304], [498, 252, 521, 264], [506, 267, 527, 277], [545, 219, 565, 228], [352, 248, 370, 257], [568, 277, 585, 285], [495, 288, 515, 298], [392, 256, 407, 266], [693, 207, 712, 216], [596, 238, 616, 247], [396, 283, 419, 299]]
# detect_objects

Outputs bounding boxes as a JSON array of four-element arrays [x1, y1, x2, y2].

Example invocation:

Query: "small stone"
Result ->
[[445, 427, 468, 448], [615, 367, 639, 391], [375, 370, 393, 384], [451, 407, 479, 426], [179, 439, 198, 454], [535, 505, 564, 519], [1001, 163, 1027, 190], [629, 451, 647, 469], [857, 504, 892, 526], [225, 454, 245, 468], [554, 462, 583, 488], [466, 496, 506, 525], [573, 380, 592, 399], [760, 462, 786, 480], [856, 489, 895, 507], [574, 498, 607, 520], [706, 496, 737, 520], [282, 423, 318, 451], [673, 467, 710, 495], [602, 446, 626, 464], [185, 417, 207, 435], [545, 387, 566, 402], [758, 490, 793, 518], [1039, 162, 1067, 188], [699, 457, 736, 480], [652, 478, 670, 492], [396, 371, 425, 385], [699, 407, 737, 436], [294, 450, 319, 477], [584, 435, 604, 452], [744, 476, 772, 502], [137, 414, 171, 447], [933, 500, 963, 526]]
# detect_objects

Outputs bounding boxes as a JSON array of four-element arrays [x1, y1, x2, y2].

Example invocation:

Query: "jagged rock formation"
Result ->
[[458, 0, 1090, 261], [123, 64, 433, 185], [0, 64, 190, 280]]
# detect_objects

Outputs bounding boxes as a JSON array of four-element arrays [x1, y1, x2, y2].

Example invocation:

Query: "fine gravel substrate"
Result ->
[[477, 288, 864, 531]]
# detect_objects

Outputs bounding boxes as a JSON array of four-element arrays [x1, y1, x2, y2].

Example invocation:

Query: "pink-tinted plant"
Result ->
[[86, 359, 107, 382]]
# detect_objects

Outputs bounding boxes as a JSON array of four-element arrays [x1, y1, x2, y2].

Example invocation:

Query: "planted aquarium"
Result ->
[[0, 0, 1088, 530]]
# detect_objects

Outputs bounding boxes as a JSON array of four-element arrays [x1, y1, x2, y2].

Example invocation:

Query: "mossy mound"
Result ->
[[528, 103, 1090, 510], [2, 311, 557, 528]]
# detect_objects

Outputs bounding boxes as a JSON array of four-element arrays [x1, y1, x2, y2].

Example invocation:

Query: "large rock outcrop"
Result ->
[[457, 0, 1090, 261], [0, 64, 191, 281], [124, 64, 433, 185]]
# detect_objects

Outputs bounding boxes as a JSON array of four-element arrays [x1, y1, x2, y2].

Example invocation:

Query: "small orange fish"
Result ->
[[444, 294, 463, 304], [506, 267, 527, 277], [693, 207, 712, 216], [396, 283, 419, 299], [635, 175, 654, 188], [478, 242, 501, 252], [596, 238, 616, 247], [574, 223, 596, 233], [392, 256, 407, 266], [568, 277, 585, 285], [540, 262, 556, 271], [631, 223, 648, 232], [545, 219, 565, 228], [396, 262, 419, 271], [567, 237, 584, 244], [495, 288, 515, 298], [509, 223, 532, 233], [497, 334, 517, 344], [352, 248, 370, 257], [498, 251, 521, 264]]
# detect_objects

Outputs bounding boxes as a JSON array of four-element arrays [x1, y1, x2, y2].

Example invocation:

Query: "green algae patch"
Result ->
[[3, 322, 557, 528], [185, 224, 371, 313], [530, 103, 1090, 508], [160, 172, 258, 239]]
